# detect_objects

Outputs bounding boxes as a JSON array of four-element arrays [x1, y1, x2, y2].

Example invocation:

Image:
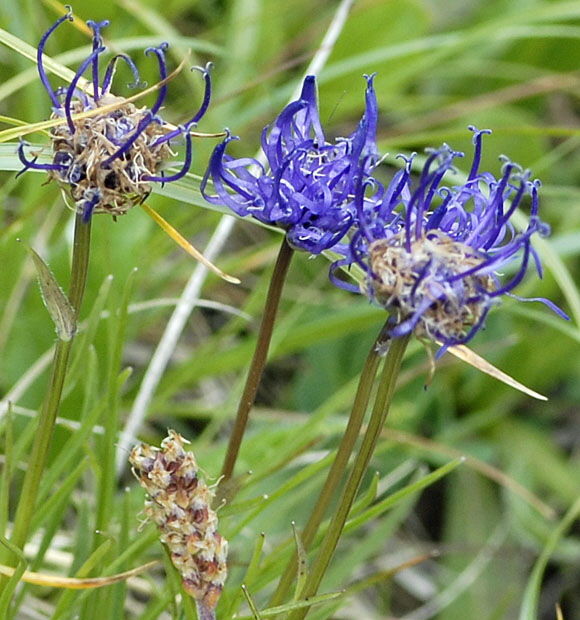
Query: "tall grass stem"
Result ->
[[269, 320, 389, 606]]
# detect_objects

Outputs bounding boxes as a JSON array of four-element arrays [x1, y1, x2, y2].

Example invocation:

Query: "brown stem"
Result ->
[[219, 237, 294, 486]]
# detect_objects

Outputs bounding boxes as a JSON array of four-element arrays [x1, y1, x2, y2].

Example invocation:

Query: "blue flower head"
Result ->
[[18, 6, 212, 221], [334, 127, 568, 350], [201, 74, 379, 254]]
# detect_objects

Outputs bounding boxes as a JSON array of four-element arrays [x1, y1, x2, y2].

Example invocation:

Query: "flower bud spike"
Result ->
[[37, 6, 74, 109], [130, 431, 228, 613]]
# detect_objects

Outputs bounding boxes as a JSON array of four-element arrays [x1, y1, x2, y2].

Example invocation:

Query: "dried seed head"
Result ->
[[365, 230, 495, 344], [48, 96, 173, 219], [130, 430, 227, 613]]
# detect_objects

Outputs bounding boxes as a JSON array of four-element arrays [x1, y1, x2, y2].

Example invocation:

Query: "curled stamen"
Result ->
[[187, 62, 213, 126], [467, 126, 492, 182], [101, 43, 169, 165], [152, 62, 213, 147], [64, 45, 106, 133], [144, 129, 192, 183], [87, 19, 110, 100], [145, 43, 169, 117], [16, 141, 64, 177], [37, 6, 74, 108], [102, 54, 145, 94]]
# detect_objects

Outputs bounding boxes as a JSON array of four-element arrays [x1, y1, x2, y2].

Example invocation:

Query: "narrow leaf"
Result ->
[[241, 584, 263, 620], [0, 560, 157, 589], [23, 242, 76, 341], [519, 494, 580, 620], [140, 202, 240, 284], [292, 522, 308, 601], [0, 534, 27, 616], [251, 591, 343, 618], [447, 343, 547, 400]]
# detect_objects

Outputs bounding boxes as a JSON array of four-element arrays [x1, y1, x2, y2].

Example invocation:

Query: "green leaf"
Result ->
[[23, 242, 76, 341], [292, 522, 309, 601], [519, 494, 580, 620]]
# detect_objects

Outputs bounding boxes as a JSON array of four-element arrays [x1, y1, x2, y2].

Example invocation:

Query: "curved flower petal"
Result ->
[[202, 74, 379, 254]]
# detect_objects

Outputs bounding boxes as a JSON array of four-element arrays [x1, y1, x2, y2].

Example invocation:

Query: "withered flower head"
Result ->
[[130, 430, 227, 617], [19, 6, 212, 221]]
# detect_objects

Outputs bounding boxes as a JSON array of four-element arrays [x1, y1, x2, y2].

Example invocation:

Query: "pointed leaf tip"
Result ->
[[447, 343, 548, 401], [23, 242, 76, 341], [140, 202, 240, 284]]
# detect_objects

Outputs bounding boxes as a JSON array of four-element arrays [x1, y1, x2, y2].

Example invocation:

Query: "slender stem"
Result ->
[[68, 212, 93, 311], [269, 320, 388, 607], [219, 237, 294, 485], [286, 333, 410, 620], [7, 213, 91, 556], [195, 602, 216, 620]]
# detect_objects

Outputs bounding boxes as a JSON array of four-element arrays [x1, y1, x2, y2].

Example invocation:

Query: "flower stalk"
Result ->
[[205, 73, 381, 494], [286, 333, 410, 620], [269, 319, 388, 607], [219, 237, 294, 488], [6, 213, 91, 558]]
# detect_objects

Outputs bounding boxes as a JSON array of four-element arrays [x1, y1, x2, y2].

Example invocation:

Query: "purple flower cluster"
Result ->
[[334, 127, 567, 348], [203, 80, 565, 348], [19, 6, 212, 221], [202, 75, 378, 255]]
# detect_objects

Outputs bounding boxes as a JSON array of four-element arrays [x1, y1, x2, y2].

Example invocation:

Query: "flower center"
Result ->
[[365, 229, 497, 342], [49, 96, 172, 216]]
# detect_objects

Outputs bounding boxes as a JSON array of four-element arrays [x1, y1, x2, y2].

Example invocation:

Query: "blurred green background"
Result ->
[[1, 0, 579, 619]]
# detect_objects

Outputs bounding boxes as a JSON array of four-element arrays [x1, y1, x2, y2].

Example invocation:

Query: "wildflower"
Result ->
[[18, 6, 212, 222], [334, 126, 567, 350], [201, 74, 379, 254], [130, 430, 227, 616]]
